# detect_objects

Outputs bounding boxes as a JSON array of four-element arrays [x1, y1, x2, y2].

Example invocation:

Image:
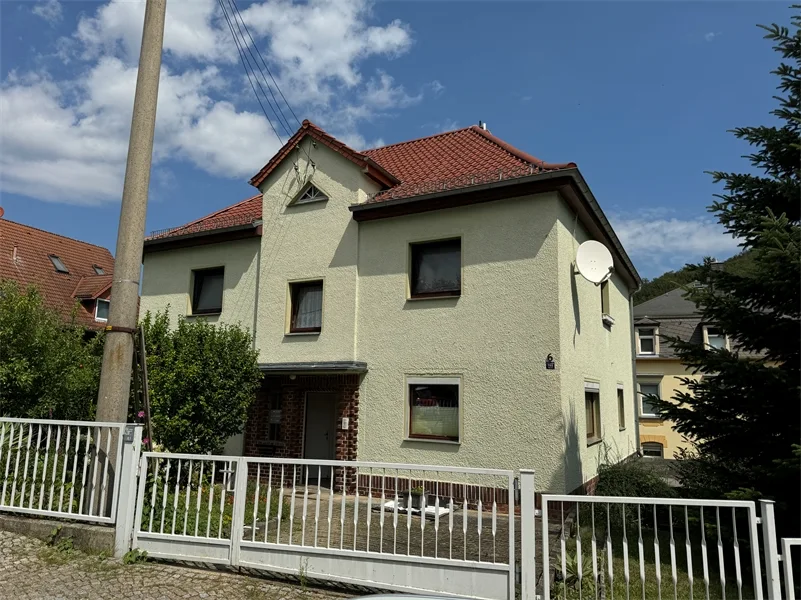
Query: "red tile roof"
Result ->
[[152, 122, 575, 240], [363, 125, 575, 202], [0, 217, 115, 328], [146, 194, 263, 240]]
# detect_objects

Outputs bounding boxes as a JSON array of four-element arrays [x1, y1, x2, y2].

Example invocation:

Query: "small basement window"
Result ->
[[410, 238, 461, 299], [642, 442, 664, 458], [49, 255, 69, 273], [289, 280, 323, 333], [95, 299, 110, 322], [191, 267, 224, 315], [408, 377, 460, 442]]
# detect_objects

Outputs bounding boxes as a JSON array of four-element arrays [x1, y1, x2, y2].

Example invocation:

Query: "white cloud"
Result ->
[[2, 0, 428, 205], [32, 0, 62, 24], [704, 31, 722, 42], [421, 118, 460, 133], [611, 212, 741, 274]]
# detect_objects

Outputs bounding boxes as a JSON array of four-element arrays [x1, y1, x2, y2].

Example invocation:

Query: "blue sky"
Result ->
[[0, 0, 792, 278]]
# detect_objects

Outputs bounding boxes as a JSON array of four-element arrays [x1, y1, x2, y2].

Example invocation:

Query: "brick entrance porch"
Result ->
[[243, 374, 360, 462]]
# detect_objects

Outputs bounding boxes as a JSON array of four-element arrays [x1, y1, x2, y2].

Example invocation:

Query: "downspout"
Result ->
[[251, 220, 263, 352], [629, 291, 641, 457]]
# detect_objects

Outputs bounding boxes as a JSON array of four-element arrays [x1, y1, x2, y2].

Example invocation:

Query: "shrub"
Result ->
[[595, 458, 676, 499]]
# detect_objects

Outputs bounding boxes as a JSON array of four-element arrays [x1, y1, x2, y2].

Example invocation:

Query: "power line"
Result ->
[[217, 0, 284, 144], [224, 0, 293, 138], [227, 0, 301, 130]]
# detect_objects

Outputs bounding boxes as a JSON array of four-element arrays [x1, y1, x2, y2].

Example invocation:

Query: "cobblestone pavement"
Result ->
[[0, 531, 350, 600]]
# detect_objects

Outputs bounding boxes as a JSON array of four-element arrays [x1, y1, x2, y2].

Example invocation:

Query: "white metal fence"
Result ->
[[0, 418, 128, 524], [132, 453, 517, 600]]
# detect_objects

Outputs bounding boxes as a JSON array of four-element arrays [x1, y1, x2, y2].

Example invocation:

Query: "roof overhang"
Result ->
[[259, 361, 368, 375], [349, 168, 642, 290], [143, 222, 262, 254]]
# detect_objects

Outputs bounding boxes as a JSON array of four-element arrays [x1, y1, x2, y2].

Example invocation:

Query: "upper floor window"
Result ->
[[410, 238, 461, 299], [49, 255, 69, 273], [638, 380, 661, 417], [704, 326, 728, 350], [601, 280, 614, 326], [93, 265, 105, 275], [293, 183, 328, 205], [289, 280, 323, 333], [191, 267, 224, 315], [95, 299, 110, 322], [407, 377, 460, 442], [636, 327, 658, 355], [617, 386, 626, 430]]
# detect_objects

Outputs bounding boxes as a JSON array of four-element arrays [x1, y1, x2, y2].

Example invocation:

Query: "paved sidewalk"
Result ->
[[0, 531, 349, 600]]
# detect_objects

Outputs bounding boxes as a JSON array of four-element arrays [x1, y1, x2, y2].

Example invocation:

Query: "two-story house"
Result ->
[[0, 208, 114, 329], [140, 120, 642, 493], [633, 287, 732, 459]]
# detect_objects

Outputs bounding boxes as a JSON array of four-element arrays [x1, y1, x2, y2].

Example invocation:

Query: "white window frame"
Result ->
[[584, 381, 602, 445], [703, 325, 729, 350], [601, 281, 615, 326], [637, 378, 662, 418], [641, 441, 664, 458], [94, 299, 110, 322], [636, 327, 658, 356], [405, 376, 462, 444], [291, 182, 329, 206], [617, 384, 626, 430]]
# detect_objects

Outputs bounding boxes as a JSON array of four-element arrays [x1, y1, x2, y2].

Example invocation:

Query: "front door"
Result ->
[[304, 392, 336, 460]]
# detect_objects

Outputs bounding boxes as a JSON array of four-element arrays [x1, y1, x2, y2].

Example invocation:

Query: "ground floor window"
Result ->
[[642, 441, 664, 458], [585, 382, 601, 444], [266, 391, 282, 443], [407, 377, 460, 442]]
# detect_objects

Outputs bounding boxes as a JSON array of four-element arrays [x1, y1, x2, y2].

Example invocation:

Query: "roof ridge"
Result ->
[[1, 219, 114, 254], [469, 126, 577, 170], [363, 126, 474, 154]]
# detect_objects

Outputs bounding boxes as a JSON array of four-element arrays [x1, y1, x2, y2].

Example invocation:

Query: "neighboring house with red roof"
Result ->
[[140, 120, 642, 493], [0, 210, 114, 329]]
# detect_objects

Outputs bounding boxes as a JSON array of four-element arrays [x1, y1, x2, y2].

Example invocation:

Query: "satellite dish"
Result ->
[[575, 240, 614, 284]]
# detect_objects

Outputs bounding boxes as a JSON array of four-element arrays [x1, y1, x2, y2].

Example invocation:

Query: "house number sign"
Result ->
[[545, 354, 555, 370]]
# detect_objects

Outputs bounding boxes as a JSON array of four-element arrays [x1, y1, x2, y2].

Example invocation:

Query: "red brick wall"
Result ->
[[244, 374, 360, 466]]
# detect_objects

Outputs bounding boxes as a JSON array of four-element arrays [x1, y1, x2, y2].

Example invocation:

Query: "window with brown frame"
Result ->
[[407, 378, 460, 441], [585, 388, 601, 443], [191, 267, 224, 314], [289, 280, 323, 333], [410, 239, 461, 298]]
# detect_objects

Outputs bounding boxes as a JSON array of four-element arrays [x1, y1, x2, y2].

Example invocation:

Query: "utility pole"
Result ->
[[96, 0, 167, 425]]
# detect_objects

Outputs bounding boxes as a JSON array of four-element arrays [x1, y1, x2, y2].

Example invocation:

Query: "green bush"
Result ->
[[595, 459, 676, 499], [140, 309, 262, 454]]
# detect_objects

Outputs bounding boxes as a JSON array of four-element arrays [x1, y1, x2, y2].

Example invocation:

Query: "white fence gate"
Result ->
[[132, 453, 517, 600]]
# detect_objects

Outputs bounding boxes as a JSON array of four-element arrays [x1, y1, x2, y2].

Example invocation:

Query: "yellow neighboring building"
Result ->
[[140, 120, 643, 493], [633, 288, 730, 458]]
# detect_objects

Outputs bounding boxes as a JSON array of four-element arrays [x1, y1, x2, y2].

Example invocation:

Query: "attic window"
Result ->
[[49, 255, 69, 274], [293, 184, 328, 205], [93, 265, 105, 275]]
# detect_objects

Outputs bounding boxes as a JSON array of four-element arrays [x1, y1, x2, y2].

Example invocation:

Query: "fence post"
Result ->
[[519, 469, 538, 600], [229, 457, 249, 567], [114, 424, 142, 558], [760, 499, 782, 600]]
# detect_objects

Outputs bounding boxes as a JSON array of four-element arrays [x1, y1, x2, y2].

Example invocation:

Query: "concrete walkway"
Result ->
[[0, 531, 348, 600]]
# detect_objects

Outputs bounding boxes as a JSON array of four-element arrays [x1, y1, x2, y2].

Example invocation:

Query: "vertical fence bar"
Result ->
[[48, 426, 60, 512], [366, 468, 372, 553], [607, 503, 614, 595], [760, 500, 781, 600], [87, 426, 100, 516], [407, 474, 413, 556], [0, 423, 5, 503], [379, 471, 386, 554], [68, 426, 80, 513], [520, 470, 537, 600], [264, 463, 273, 543], [393, 472, 399, 555], [206, 461, 216, 538], [507, 472, 516, 600], [29, 424, 43, 509], [731, 507, 743, 600], [160, 459, 171, 534], [716, 507, 726, 599], [252, 463, 261, 543], [114, 426, 142, 558], [148, 457, 158, 532], [314, 465, 321, 548], [183, 460, 193, 536], [170, 460, 182, 534], [98, 428, 112, 517], [542, 497, 552, 600], [38, 425, 52, 511], [78, 426, 91, 515], [781, 538, 798, 600], [685, 506, 694, 598], [339, 473, 346, 550], [10, 424, 24, 507], [217, 461, 227, 539], [669, 505, 678, 600], [654, 504, 662, 600], [591, 504, 598, 599], [301, 465, 309, 547], [1, 423, 13, 504], [623, 504, 631, 600], [701, 506, 710, 599], [275, 465, 284, 544], [637, 504, 645, 600], [195, 461, 204, 537], [352, 467, 359, 552], [20, 424, 33, 508], [288, 465, 297, 546], [327, 466, 334, 549], [58, 426, 71, 512]]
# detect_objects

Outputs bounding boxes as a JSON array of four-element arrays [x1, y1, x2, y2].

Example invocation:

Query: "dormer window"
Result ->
[[704, 326, 729, 350], [49, 255, 69, 273], [636, 327, 658, 355], [93, 265, 105, 275], [292, 183, 328, 205]]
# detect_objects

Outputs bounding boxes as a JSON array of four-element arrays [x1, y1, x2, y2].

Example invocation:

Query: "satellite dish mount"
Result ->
[[575, 240, 614, 285]]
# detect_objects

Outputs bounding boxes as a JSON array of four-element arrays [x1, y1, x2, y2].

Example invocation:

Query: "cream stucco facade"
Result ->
[[140, 133, 640, 493]]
